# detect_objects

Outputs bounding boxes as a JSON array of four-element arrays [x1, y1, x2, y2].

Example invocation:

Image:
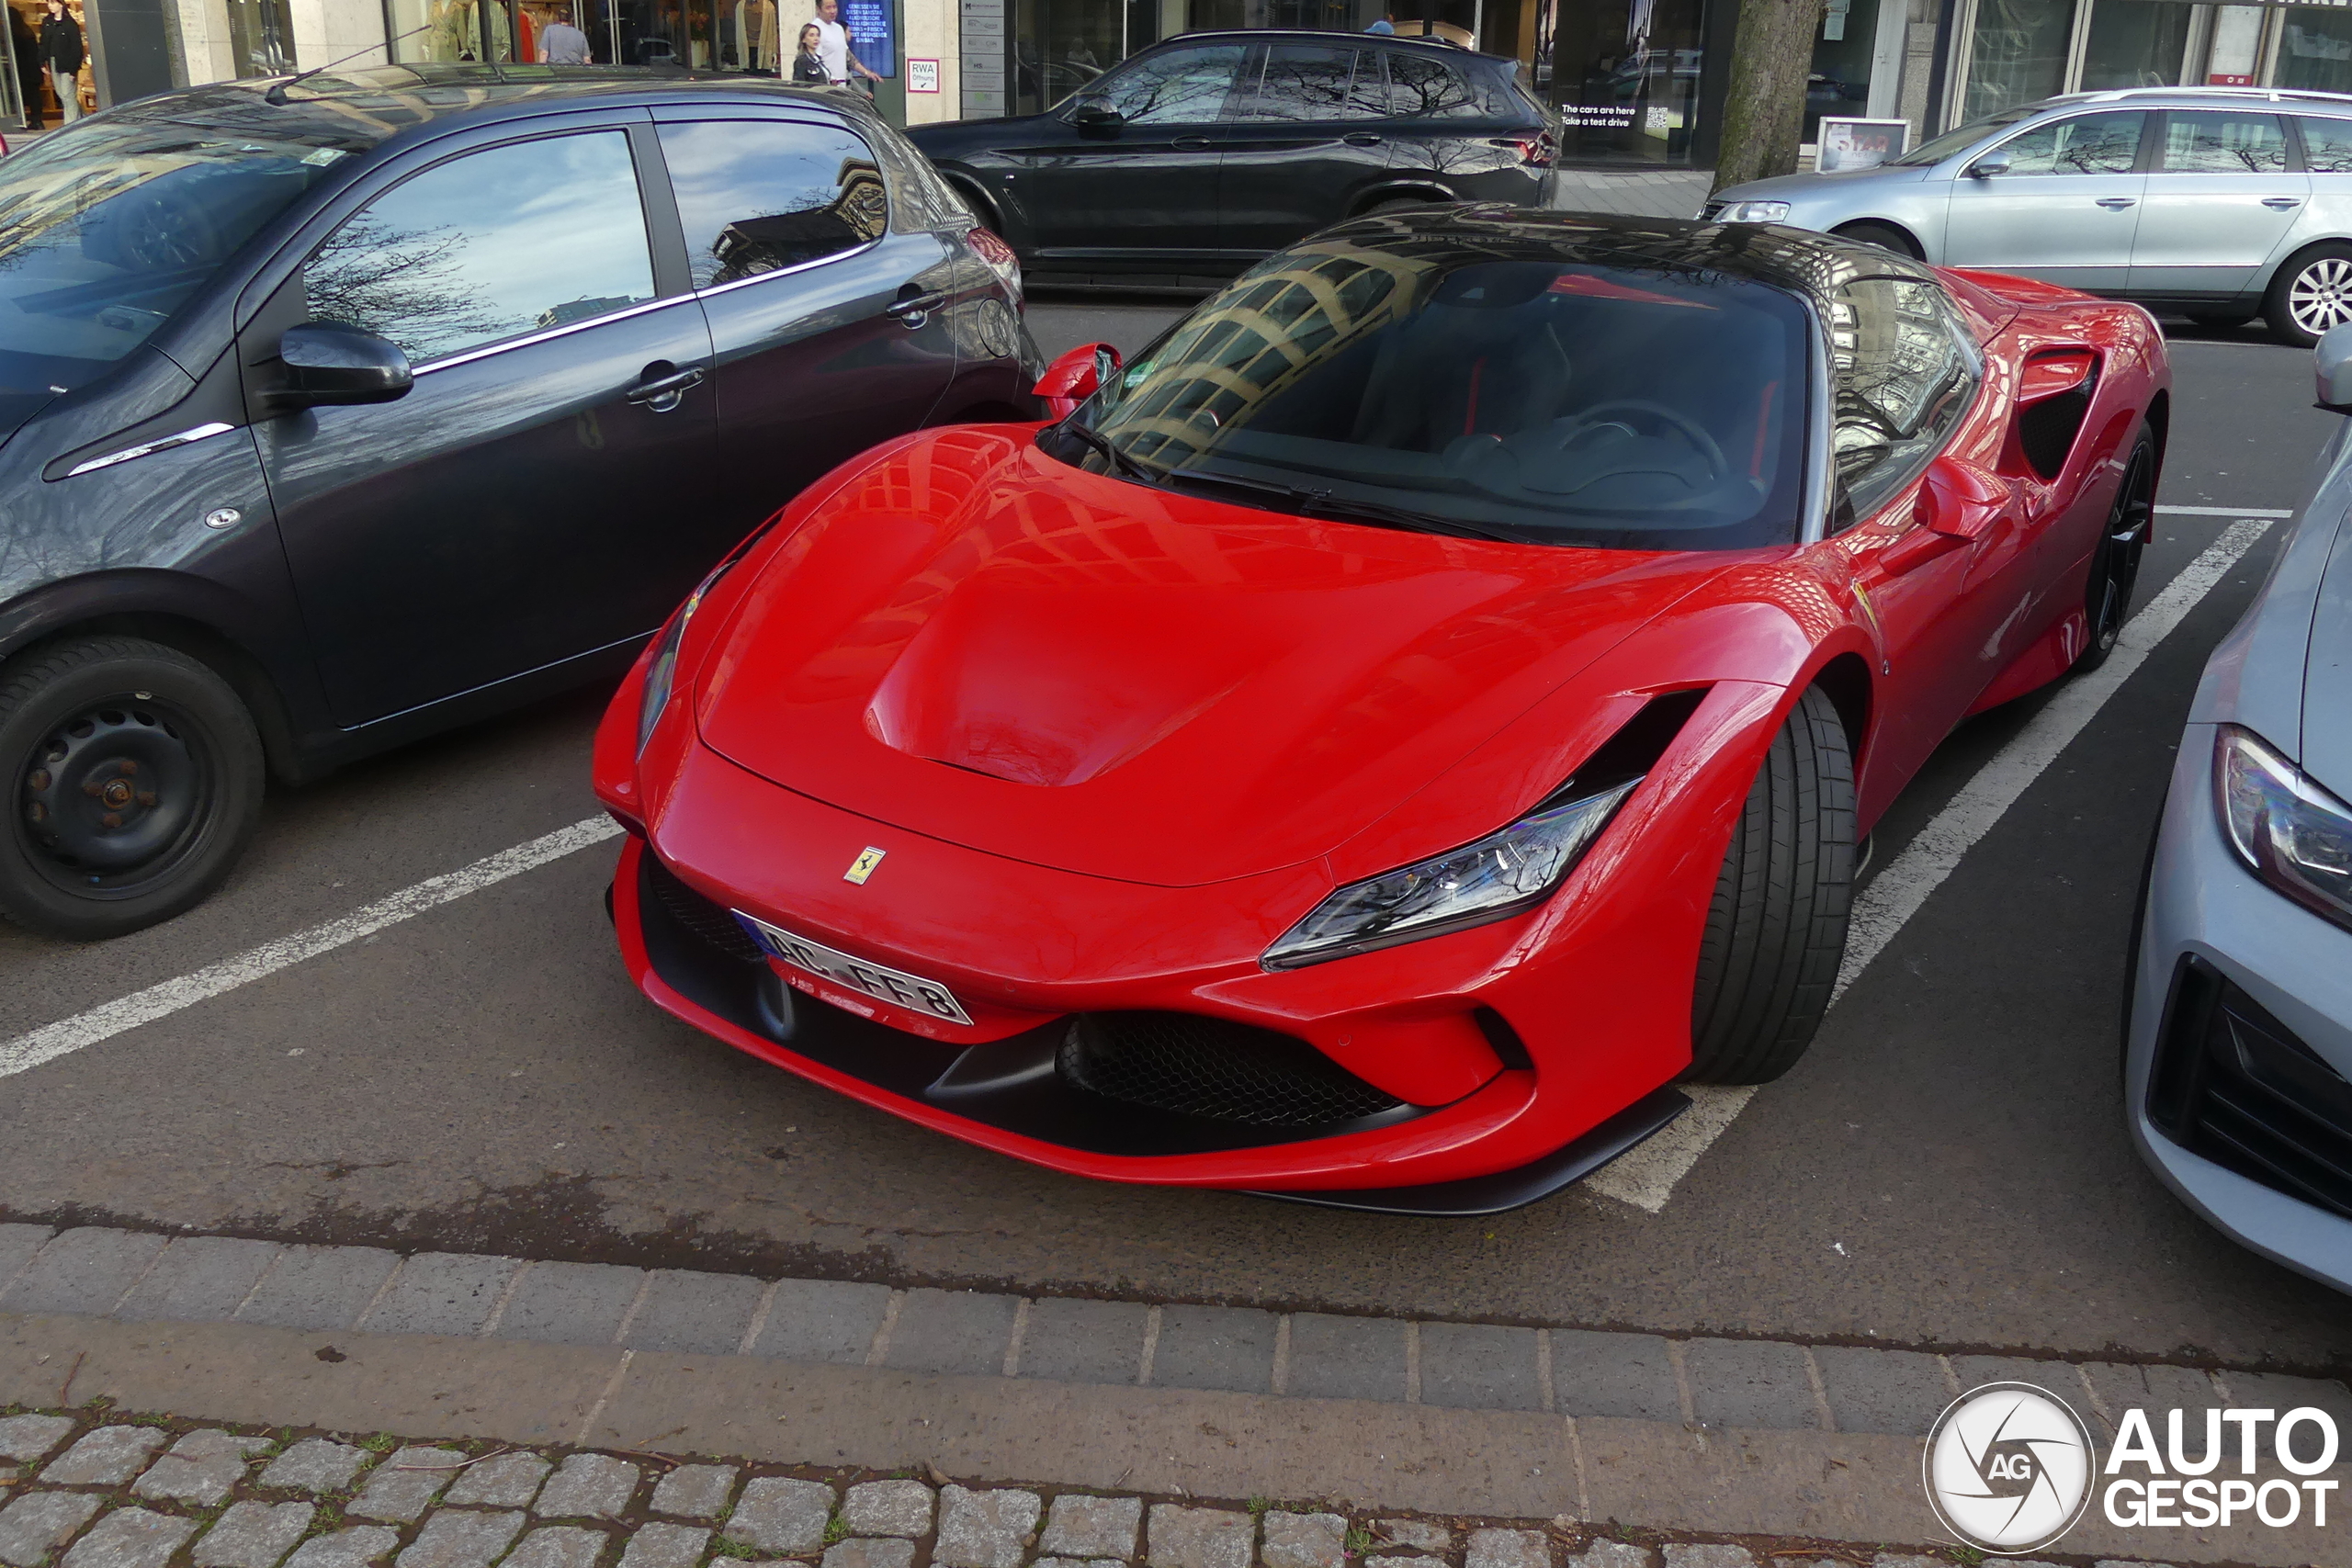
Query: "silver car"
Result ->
[[1706, 85, 2352, 346], [2121, 326, 2352, 1296]]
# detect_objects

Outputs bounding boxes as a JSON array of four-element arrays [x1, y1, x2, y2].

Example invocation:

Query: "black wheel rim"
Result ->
[[14, 695, 218, 899], [2091, 445, 2154, 655]]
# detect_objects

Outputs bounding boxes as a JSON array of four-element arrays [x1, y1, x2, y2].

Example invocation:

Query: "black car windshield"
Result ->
[[1892, 107, 2036, 165], [1057, 244, 1814, 550], [0, 100, 380, 403]]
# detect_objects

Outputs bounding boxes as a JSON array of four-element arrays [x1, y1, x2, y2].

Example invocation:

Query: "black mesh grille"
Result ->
[[644, 856, 766, 966], [1058, 1011, 1406, 1128]]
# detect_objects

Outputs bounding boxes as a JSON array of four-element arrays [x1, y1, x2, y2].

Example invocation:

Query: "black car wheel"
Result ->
[[2073, 431, 2156, 674], [1686, 686, 1856, 1085], [0, 637, 266, 940]]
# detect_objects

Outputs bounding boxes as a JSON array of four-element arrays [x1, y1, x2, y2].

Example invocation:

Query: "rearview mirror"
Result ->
[[1965, 153, 2011, 179], [2317, 322, 2352, 413], [1033, 341, 1122, 419], [268, 322, 413, 412]]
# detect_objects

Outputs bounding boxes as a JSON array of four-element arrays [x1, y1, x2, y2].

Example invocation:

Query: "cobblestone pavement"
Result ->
[[0, 1406, 2179, 1568]]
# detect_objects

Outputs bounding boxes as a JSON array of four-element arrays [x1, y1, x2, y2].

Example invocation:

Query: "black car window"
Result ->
[[1383, 51, 1480, 118], [2300, 116, 2352, 174], [1091, 45, 1247, 125], [2161, 111, 2289, 174], [1986, 111, 2145, 175], [659, 120, 887, 288], [304, 130, 655, 366], [1829, 276, 1979, 520], [1243, 45, 1382, 121]]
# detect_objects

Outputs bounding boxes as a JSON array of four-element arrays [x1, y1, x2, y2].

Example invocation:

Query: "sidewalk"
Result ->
[[1548, 170, 1712, 220]]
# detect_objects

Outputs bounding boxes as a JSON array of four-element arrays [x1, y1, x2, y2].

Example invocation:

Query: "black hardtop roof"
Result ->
[[1143, 28, 1521, 67]]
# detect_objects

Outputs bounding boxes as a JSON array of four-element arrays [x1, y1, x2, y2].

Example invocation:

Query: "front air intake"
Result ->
[[1058, 1012, 1407, 1129]]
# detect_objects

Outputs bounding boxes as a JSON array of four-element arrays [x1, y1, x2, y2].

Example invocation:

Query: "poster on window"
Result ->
[[842, 0, 894, 76], [1815, 117, 1908, 173]]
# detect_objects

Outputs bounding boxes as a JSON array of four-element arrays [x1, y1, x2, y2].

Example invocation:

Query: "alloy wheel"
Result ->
[[2091, 444, 2155, 655], [2289, 256, 2352, 338]]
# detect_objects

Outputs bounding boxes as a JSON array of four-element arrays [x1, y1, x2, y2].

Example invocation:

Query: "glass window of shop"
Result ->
[[2077, 2, 2197, 92], [386, 0, 790, 71], [1959, 0, 2077, 121], [1551, 0, 1707, 161], [226, 0, 298, 74], [2281, 6, 2352, 95], [1005, 0, 1405, 118]]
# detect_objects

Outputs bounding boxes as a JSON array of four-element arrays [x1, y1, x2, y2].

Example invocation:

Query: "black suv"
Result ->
[[910, 32, 1559, 284]]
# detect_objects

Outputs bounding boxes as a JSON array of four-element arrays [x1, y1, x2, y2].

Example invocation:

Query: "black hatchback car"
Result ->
[[909, 32, 1558, 284], [0, 64, 1039, 940]]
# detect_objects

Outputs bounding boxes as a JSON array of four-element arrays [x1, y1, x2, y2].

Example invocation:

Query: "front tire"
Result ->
[[1832, 220, 1922, 259], [0, 636, 266, 940], [2072, 429, 2156, 673], [1686, 686, 1856, 1085], [2264, 243, 2352, 346]]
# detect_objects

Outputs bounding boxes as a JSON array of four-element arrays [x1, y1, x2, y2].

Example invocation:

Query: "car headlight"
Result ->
[[2216, 725, 2352, 932], [1262, 778, 1640, 970], [1717, 199, 1791, 224], [636, 567, 733, 755]]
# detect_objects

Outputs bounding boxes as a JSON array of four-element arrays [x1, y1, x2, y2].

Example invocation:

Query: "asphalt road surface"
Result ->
[[3, 303, 2345, 1380]]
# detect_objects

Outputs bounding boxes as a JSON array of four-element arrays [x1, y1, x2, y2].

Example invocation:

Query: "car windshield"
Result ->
[[1892, 108, 2036, 165], [1052, 243, 1814, 550], [0, 99, 381, 407]]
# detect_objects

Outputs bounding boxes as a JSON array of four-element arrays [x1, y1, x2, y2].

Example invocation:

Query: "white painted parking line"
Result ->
[[2158, 504, 2294, 517], [1590, 518, 2276, 1214], [0, 817, 621, 1081]]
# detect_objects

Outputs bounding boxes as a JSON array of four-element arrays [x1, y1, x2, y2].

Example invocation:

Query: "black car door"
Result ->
[[249, 116, 721, 728], [1001, 41, 1250, 262], [650, 111, 960, 533], [1219, 42, 1396, 254]]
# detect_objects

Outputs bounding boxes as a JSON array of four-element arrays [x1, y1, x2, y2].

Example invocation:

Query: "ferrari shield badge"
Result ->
[[843, 847, 887, 885]]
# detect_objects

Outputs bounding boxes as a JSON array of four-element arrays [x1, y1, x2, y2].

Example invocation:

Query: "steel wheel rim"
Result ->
[[2290, 256, 2352, 336], [2092, 446, 2154, 653], [13, 694, 218, 898]]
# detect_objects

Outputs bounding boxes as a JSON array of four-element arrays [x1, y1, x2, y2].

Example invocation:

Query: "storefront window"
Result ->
[[1805, 0, 1880, 141], [2077, 1, 2195, 93], [1961, 0, 2077, 122], [226, 0, 297, 74], [1552, 0, 1707, 163], [385, 0, 521, 62], [2281, 6, 2352, 95]]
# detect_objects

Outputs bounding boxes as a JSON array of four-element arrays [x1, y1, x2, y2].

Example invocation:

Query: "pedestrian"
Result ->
[[538, 4, 592, 62], [39, 0, 83, 125], [809, 0, 880, 92], [10, 6, 42, 130], [789, 21, 827, 84], [1365, 10, 1395, 33]]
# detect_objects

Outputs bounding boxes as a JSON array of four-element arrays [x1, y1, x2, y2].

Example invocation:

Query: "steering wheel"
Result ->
[[1544, 400, 1729, 479]]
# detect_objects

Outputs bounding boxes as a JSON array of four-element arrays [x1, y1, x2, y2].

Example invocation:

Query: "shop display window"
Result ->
[[1960, 0, 2077, 121], [2282, 6, 2352, 96], [2077, 0, 2195, 93]]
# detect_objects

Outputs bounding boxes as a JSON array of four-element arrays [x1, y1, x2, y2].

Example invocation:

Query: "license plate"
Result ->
[[732, 911, 974, 1026]]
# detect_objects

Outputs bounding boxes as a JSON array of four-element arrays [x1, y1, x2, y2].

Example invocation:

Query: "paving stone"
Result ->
[[2220, 1370, 2352, 1465], [42, 1427, 169, 1485], [935, 1486, 1044, 1568], [395, 1510, 526, 1568], [722, 1478, 832, 1554], [747, 1279, 892, 1365], [284, 1529, 401, 1568], [650, 1465, 739, 1521], [1561, 1544, 1650, 1568], [1143, 1506, 1250, 1568], [822, 1542, 914, 1568], [361, 1253, 523, 1337], [0, 1416, 75, 1465], [113, 1237, 281, 1324], [1811, 1346, 1953, 1436], [236, 1247, 402, 1331], [493, 1263, 644, 1348], [0, 1225, 52, 1294], [1659, 1550, 1755, 1568], [1035, 1560, 1127, 1568], [884, 1290, 1021, 1377], [620, 1271, 766, 1357], [1149, 1306, 1277, 1394], [842, 1481, 934, 1539], [1374, 1558, 1442, 1568], [0, 1228, 166, 1316], [131, 1429, 272, 1505], [1419, 1323, 1543, 1412], [1037, 1494, 1139, 1559], [1549, 1331, 1681, 1421], [259, 1439, 370, 1495], [194, 1502, 315, 1568], [445, 1452, 551, 1509], [2089, 1561, 2180, 1568], [1372, 1524, 1450, 1554], [1258, 1512, 1342, 1568], [1464, 1529, 1549, 1568], [60, 1509, 198, 1568], [351, 1447, 467, 1523], [1681, 1338, 1821, 1430], [1283, 1314, 1406, 1402], [2079, 1363, 2216, 1435], [617, 1523, 707, 1568], [0, 1492, 103, 1568], [537, 1455, 641, 1520], [1946, 1356, 2069, 1398], [503, 1529, 607, 1568], [1016, 1299, 1148, 1385], [1866, 1558, 1944, 1568]]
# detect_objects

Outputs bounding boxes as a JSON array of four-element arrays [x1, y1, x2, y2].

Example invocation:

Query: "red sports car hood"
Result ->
[[695, 431, 1741, 886]]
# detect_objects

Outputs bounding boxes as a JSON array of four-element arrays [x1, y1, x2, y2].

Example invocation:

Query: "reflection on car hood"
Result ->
[[0, 387, 60, 454], [695, 428, 1738, 886], [1711, 165, 1933, 205]]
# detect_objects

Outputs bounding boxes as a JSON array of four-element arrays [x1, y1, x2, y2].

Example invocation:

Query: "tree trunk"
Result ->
[[1711, 0, 1831, 195]]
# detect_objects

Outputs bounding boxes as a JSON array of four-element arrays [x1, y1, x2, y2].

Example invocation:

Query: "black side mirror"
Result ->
[[1069, 98, 1124, 130], [268, 321, 413, 412]]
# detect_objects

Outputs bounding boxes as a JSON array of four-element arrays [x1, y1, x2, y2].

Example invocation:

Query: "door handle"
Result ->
[[885, 290, 948, 328], [1171, 136, 1212, 151], [2094, 197, 2136, 209], [1343, 131, 1382, 146], [625, 363, 705, 412], [2264, 196, 2305, 209]]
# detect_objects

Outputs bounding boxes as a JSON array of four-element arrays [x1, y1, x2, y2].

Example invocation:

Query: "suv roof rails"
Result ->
[[2049, 84, 2352, 107]]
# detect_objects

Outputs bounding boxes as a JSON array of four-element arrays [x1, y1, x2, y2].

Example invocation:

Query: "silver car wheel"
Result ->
[[2289, 256, 2352, 336]]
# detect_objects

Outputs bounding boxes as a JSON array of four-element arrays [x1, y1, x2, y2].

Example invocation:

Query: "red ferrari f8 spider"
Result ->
[[594, 209, 2168, 1214]]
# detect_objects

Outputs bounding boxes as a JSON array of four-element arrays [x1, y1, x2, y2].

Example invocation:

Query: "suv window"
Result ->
[[2161, 111, 2289, 174], [1384, 51, 1480, 118], [1989, 111, 2145, 175], [659, 120, 887, 288], [1830, 276, 1979, 520], [1243, 44, 1384, 121], [1092, 45, 1247, 125], [305, 130, 655, 366], [2301, 116, 2352, 174]]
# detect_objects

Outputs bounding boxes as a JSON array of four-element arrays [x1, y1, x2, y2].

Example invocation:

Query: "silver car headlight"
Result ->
[[1262, 778, 1640, 970], [2216, 725, 2352, 933], [1717, 199, 1791, 224], [636, 564, 735, 756]]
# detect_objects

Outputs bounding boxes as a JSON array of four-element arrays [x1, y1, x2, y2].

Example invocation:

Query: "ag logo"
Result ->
[[1923, 1382, 2097, 1554]]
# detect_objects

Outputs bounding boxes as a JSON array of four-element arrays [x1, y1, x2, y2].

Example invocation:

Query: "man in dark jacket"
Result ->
[[39, 0, 82, 124], [10, 6, 42, 129]]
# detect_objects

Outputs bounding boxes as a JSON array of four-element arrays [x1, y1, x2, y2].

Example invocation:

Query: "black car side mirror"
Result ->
[[267, 322, 413, 412], [1069, 98, 1125, 131]]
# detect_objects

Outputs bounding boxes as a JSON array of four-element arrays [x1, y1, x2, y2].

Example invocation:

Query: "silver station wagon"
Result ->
[[1705, 85, 2352, 345]]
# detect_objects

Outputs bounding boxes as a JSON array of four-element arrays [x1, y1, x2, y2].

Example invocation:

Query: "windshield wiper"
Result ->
[[1053, 419, 1164, 487], [1159, 469, 1527, 543]]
